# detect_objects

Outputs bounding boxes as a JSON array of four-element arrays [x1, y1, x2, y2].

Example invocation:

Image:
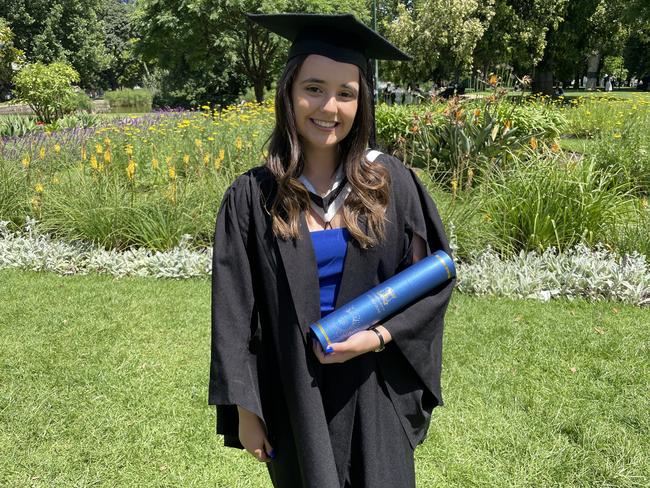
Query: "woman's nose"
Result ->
[[320, 94, 337, 113]]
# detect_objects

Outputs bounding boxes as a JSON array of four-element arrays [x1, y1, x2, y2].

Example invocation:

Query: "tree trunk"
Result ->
[[254, 80, 264, 103], [533, 70, 554, 96]]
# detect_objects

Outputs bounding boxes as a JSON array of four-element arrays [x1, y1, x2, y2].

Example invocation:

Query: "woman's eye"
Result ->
[[306, 86, 321, 94], [340, 92, 354, 99]]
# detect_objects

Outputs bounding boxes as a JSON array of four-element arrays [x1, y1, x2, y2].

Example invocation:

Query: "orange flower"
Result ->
[[529, 137, 538, 150], [488, 74, 498, 86]]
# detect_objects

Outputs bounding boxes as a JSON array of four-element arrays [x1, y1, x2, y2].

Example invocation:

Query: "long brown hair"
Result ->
[[265, 54, 390, 249]]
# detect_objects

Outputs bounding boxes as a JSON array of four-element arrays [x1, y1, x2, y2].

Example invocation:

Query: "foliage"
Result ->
[[2, 220, 649, 307], [56, 112, 101, 129], [104, 88, 153, 109], [457, 242, 650, 305], [480, 150, 635, 255], [0, 115, 41, 138], [602, 55, 629, 81], [99, 0, 145, 90], [376, 92, 567, 190], [12, 62, 81, 123], [383, 0, 494, 83], [0, 103, 274, 250], [472, 0, 568, 73], [134, 0, 368, 107], [62, 90, 92, 113], [563, 94, 650, 195], [0, 18, 26, 98], [0, 0, 110, 88]]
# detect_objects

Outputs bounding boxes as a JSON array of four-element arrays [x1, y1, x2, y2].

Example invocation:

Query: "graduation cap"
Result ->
[[246, 13, 411, 78]]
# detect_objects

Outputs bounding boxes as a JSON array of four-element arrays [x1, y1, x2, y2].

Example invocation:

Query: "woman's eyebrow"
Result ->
[[300, 77, 358, 90]]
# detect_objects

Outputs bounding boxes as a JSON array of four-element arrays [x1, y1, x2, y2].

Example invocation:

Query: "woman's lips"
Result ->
[[310, 118, 339, 131]]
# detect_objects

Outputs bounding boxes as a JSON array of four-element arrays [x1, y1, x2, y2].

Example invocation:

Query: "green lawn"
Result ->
[[1, 269, 648, 487]]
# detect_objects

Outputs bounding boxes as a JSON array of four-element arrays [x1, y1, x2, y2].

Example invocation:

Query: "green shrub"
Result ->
[[0, 115, 41, 138], [12, 62, 80, 123], [613, 202, 650, 258], [56, 112, 100, 129], [588, 110, 650, 196], [62, 90, 92, 113], [480, 150, 636, 256], [0, 157, 29, 227], [104, 88, 153, 109]]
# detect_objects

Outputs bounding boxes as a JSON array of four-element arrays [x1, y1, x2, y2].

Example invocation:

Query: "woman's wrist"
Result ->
[[367, 325, 391, 352]]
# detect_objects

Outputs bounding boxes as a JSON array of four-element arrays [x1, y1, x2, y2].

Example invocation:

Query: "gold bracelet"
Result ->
[[370, 326, 385, 352]]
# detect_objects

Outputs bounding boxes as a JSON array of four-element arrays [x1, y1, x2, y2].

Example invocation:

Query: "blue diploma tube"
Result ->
[[310, 250, 456, 353]]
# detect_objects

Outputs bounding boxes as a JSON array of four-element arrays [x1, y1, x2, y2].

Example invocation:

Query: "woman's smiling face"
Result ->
[[291, 54, 360, 152]]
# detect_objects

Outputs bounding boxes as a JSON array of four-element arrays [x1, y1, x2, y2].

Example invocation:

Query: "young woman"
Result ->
[[209, 13, 456, 488]]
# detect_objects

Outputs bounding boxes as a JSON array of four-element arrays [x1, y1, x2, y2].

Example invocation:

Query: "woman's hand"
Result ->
[[237, 406, 275, 463], [311, 326, 391, 364]]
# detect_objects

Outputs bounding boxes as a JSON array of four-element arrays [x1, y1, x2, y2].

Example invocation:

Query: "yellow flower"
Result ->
[[52, 177, 60, 184], [90, 154, 99, 170], [183, 154, 190, 166], [203, 153, 210, 166], [613, 133, 622, 139], [451, 178, 458, 197], [125, 144, 133, 157], [207, 136, 215, 141], [235, 137, 243, 150], [218, 148, 225, 161], [488, 74, 498, 86], [529, 137, 538, 150], [39, 147, 46, 160], [103, 150, 111, 164], [34, 183, 44, 193], [95, 143, 103, 155], [31, 196, 40, 209], [550, 142, 560, 153], [103, 137, 111, 146], [54, 144, 61, 154], [165, 156, 172, 165], [152, 158, 159, 170], [81, 146, 87, 161], [126, 159, 136, 181], [168, 166, 177, 180], [195, 138, 202, 148], [21, 156, 30, 169]]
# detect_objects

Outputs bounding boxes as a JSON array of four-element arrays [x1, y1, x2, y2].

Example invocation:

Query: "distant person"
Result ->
[[605, 75, 613, 92]]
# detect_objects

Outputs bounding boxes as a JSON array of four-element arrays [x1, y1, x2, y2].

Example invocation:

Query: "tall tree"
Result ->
[[0, 18, 26, 98], [0, 0, 109, 88], [472, 0, 567, 92], [99, 0, 145, 90], [135, 0, 368, 107], [382, 0, 495, 84]]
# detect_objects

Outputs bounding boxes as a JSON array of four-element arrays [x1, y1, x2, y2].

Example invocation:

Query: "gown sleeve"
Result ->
[[380, 155, 457, 410], [208, 174, 265, 449]]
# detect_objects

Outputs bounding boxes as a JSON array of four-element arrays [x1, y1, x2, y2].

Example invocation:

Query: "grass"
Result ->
[[1, 269, 648, 487]]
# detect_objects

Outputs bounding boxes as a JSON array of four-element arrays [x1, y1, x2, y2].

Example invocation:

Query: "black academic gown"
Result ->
[[208, 152, 456, 488]]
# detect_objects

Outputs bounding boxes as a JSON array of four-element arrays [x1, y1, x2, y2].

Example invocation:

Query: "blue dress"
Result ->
[[309, 227, 350, 318]]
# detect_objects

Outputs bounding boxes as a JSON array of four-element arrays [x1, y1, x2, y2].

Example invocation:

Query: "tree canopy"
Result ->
[[1, 0, 647, 105]]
